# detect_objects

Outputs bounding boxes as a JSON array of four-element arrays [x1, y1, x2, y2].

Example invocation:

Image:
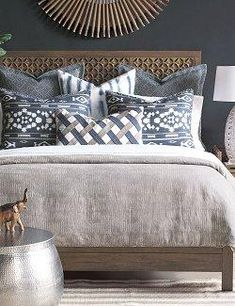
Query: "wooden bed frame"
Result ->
[[59, 247, 233, 291], [1, 50, 233, 291]]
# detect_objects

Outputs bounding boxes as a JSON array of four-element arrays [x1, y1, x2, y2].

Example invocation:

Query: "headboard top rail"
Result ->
[[1, 51, 201, 84]]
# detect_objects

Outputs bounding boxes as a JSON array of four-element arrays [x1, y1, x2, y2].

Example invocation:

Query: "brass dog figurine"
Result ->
[[0, 189, 28, 232]]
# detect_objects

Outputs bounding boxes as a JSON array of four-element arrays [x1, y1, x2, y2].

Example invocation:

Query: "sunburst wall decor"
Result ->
[[38, 0, 170, 38]]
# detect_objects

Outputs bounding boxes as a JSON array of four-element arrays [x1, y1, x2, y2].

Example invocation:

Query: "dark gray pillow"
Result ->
[[118, 64, 207, 96], [0, 64, 84, 99]]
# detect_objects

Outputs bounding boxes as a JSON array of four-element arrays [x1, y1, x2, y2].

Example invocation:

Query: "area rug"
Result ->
[[60, 279, 235, 305]]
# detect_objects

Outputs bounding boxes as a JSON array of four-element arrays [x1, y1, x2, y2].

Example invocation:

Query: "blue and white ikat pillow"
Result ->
[[58, 69, 136, 120]]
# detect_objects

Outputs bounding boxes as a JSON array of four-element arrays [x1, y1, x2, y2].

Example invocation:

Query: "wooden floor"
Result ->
[[58, 247, 234, 291]]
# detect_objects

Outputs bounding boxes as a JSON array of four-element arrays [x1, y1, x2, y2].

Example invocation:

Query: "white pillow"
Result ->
[[191, 95, 205, 151], [58, 69, 136, 120], [115, 93, 205, 151]]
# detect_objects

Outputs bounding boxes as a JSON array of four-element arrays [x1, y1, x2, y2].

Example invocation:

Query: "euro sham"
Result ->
[[0, 64, 84, 99], [118, 64, 207, 96]]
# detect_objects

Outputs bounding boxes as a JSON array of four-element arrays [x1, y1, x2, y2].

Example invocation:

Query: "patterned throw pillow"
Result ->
[[56, 108, 143, 145], [0, 64, 85, 145], [106, 90, 195, 148], [58, 69, 136, 120], [0, 89, 90, 149], [111, 93, 205, 151], [118, 64, 207, 96]]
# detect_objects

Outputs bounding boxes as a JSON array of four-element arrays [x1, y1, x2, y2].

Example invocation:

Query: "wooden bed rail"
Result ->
[[58, 246, 234, 291]]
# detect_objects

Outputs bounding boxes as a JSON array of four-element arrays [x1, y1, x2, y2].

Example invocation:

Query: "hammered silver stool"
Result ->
[[0, 227, 64, 306]]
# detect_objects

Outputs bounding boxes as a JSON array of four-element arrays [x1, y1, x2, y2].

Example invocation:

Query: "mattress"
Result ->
[[0, 145, 234, 247]]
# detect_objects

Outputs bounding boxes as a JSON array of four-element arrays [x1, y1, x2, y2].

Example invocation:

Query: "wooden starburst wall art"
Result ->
[[38, 0, 170, 38]]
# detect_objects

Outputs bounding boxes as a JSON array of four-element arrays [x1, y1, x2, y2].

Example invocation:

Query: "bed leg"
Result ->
[[222, 247, 233, 291]]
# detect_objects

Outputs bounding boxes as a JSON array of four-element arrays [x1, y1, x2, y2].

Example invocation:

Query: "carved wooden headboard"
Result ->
[[1, 51, 201, 85]]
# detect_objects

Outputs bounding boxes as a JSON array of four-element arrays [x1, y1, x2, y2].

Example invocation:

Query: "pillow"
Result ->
[[58, 69, 136, 120], [0, 89, 90, 149], [56, 108, 143, 145], [0, 64, 85, 144], [118, 64, 207, 96], [0, 64, 85, 99], [191, 95, 204, 151], [106, 90, 195, 148], [123, 94, 204, 151]]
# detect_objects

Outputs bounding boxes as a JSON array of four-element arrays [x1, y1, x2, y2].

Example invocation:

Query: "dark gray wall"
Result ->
[[0, 0, 234, 150]]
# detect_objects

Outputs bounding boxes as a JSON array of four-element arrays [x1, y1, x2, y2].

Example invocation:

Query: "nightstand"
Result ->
[[225, 164, 235, 177], [212, 145, 228, 162], [213, 145, 235, 177]]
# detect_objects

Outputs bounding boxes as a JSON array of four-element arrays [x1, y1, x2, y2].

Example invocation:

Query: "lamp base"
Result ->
[[225, 106, 235, 162]]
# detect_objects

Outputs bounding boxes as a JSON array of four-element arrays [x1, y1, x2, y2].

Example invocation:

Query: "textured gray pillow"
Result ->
[[118, 64, 207, 96], [0, 64, 84, 99]]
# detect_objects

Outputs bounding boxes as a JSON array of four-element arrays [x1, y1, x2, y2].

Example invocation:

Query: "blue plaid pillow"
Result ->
[[56, 108, 143, 145]]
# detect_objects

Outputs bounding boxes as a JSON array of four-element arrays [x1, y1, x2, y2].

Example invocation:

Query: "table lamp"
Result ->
[[213, 66, 235, 164]]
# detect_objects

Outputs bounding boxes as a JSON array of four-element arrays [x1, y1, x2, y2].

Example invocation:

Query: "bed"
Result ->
[[0, 51, 234, 291]]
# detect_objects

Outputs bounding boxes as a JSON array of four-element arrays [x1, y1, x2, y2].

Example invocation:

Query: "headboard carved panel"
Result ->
[[1, 51, 201, 85]]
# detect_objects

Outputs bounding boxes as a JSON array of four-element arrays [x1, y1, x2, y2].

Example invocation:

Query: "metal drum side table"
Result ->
[[0, 227, 64, 306]]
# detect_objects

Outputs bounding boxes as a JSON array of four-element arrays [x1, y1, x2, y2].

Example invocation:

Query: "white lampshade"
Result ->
[[213, 66, 235, 102]]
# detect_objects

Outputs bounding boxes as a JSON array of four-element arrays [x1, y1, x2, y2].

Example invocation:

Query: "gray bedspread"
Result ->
[[0, 145, 234, 247]]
